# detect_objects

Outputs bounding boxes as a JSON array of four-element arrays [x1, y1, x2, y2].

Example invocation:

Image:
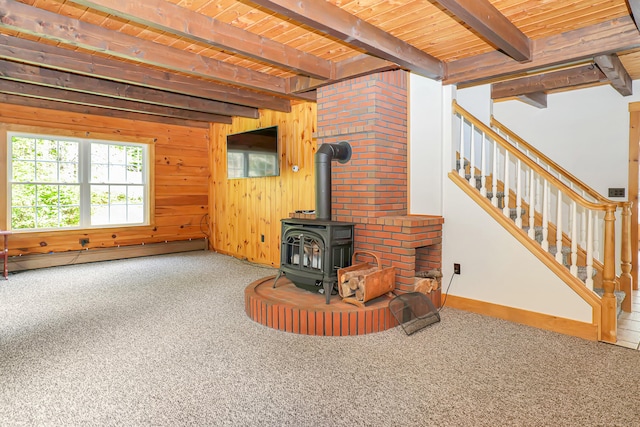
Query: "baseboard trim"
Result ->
[[442, 294, 599, 341], [7, 239, 208, 272]]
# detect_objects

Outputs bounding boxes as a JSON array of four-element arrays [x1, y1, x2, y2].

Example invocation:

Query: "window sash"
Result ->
[[8, 132, 149, 231]]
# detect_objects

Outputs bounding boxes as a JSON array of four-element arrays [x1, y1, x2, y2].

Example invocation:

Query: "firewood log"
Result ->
[[348, 277, 361, 290], [341, 267, 377, 283], [341, 283, 355, 297], [415, 278, 436, 294]]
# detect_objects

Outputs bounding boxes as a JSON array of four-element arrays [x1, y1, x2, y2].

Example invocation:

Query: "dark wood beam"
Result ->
[[0, 0, 286, 95], [594, 54, 633, 96], [250, 0, 444, 80], [627, 0, 640, 31], [0, 58, 258, 118], [287, 54, 398, 93], [0, 34, 291, 112], [491, 64, 607, 99], [517, 92, 547, 109], [0, 93, 210, 128], [434, 0, 531, 62], [0, 79, 232, 123], [70, 0, 332, 80], [446, 17, 640, 85]]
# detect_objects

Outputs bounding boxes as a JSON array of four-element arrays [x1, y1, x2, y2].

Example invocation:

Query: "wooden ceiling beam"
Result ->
[[446, 16, 640, 85], [69, 0, 332, 80], [250, 0, 444, 80], [434, 0, 531, 62], [287, 55, 398, 93], [594, 54, 633, 96], [0, 0, 286, 95], [0, 58, 259, 118], [491, 64, 607, 99], [0, 93, 210, 128], [517, 92, 547, 109], [0, 35, 291, 112], [0, 79, 232, 123]]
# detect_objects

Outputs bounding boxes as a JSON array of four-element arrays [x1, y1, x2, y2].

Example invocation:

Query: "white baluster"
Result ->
[[570, 201, 578, 276], [556, 192, 563, 264], [515, 159, 522, 227], [528, 170, 536, 239], [458, 116, 465, 177], [542, 181, 549, 251], [593, 212, 601, 261], [469, 126, 476, 188], [502, 152, 510, 217], [579, 210, 587, 249], [480, 133, 487, 197], [491, 143, 498, 207], [585, 210, 594, 289]]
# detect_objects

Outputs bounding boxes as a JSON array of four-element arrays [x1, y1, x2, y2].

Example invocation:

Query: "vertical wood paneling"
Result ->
[[209, 102, 317, 266], [0, 103, 209, 255]]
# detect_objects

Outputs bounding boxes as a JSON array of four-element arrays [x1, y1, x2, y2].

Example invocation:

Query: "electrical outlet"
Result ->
[[453, 263, 461, 274], [79, 238, 90, 247]]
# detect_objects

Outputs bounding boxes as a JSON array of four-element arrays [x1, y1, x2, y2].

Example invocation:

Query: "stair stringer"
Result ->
[[446, 172, 602, 340]]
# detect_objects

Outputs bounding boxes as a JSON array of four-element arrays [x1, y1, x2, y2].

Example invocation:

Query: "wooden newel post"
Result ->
[[601, 205, 617, 343], [620, 202, 633, 312]]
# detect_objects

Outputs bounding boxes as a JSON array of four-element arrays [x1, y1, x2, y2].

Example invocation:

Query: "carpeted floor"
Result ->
[[1, 251, 639, 426]]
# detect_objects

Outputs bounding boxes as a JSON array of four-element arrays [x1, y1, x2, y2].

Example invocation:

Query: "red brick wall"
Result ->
[[315, 70, 444, 295], [318, 71, 408, 218]]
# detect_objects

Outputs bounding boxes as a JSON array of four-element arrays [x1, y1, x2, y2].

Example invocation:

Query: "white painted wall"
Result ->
[[408, 73, 445, 215], [456, 84, 492, 124]]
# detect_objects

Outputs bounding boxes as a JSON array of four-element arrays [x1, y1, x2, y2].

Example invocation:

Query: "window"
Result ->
[[8, 132, 149, 231]]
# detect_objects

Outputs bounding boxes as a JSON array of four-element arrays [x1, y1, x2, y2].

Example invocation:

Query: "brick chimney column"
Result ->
[[315, 70, 444, 296]]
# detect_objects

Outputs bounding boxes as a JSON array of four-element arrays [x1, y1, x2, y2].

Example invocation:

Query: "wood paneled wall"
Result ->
[[210, 102, 317, 266], [0, 104, 209, 256]]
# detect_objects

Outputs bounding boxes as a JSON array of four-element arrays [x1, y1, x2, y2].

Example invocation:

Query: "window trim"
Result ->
[[6, 129, 154, 232]]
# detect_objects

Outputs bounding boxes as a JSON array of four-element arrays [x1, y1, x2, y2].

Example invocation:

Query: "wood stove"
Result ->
[[273, 218, 354, 304], [273, 141, 355, 304]]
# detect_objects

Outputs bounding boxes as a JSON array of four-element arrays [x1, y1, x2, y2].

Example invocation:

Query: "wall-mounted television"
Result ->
[[227, 126, 279, 178]]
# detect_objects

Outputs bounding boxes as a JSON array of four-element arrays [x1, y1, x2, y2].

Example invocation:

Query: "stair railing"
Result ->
[[452, 101, 622, 342], [491, 116, 633, 313]]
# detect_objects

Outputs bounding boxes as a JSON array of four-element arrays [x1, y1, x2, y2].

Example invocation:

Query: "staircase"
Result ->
[[450, 101, 633, 343]]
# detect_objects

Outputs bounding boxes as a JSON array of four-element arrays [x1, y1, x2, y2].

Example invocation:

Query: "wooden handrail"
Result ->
[[453, 101, 609, 211], [490, 116, 625, 207]]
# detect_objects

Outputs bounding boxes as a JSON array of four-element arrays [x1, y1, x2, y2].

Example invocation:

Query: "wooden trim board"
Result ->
[[6, 239, 207, 272], [442, 294, 599, 341]]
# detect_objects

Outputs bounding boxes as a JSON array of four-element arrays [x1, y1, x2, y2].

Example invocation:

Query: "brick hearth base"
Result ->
[[245, 276, 399, 335]]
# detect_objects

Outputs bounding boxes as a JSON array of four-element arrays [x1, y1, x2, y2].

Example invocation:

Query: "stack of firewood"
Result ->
[[414, 269, 442, 295], [339, 266, 378, 300]]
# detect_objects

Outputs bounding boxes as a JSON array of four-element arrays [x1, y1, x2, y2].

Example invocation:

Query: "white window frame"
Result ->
[[7, 131, 150, 231]]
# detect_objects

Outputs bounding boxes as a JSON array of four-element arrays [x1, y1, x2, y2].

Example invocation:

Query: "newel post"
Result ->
[[601, 204, 617, 343], [620, 202, 633, 312]]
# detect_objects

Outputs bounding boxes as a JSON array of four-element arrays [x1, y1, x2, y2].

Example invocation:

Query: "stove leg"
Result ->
[[323, 280, 333, 304], [272, 270, 284, 288]]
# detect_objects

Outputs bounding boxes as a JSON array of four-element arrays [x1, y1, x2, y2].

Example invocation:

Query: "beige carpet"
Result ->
[[1, 251, 639, 426]]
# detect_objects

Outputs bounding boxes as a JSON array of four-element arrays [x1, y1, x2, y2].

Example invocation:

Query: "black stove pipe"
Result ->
[[315, 141, 352, 221]]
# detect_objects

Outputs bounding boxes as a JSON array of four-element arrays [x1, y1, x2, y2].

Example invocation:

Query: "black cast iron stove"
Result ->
[[273, 218, 354, 303], [272, 141, 354, 304]]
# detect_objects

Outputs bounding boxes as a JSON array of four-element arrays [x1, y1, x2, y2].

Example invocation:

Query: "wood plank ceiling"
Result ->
[[1, 0, 640, 124]]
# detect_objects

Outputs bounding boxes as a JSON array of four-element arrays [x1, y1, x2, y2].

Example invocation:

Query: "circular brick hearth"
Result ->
[[244, 276, 399, 335]]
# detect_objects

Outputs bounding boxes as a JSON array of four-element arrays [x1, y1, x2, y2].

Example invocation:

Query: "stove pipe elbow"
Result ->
[[315, 141, 352, 221]]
